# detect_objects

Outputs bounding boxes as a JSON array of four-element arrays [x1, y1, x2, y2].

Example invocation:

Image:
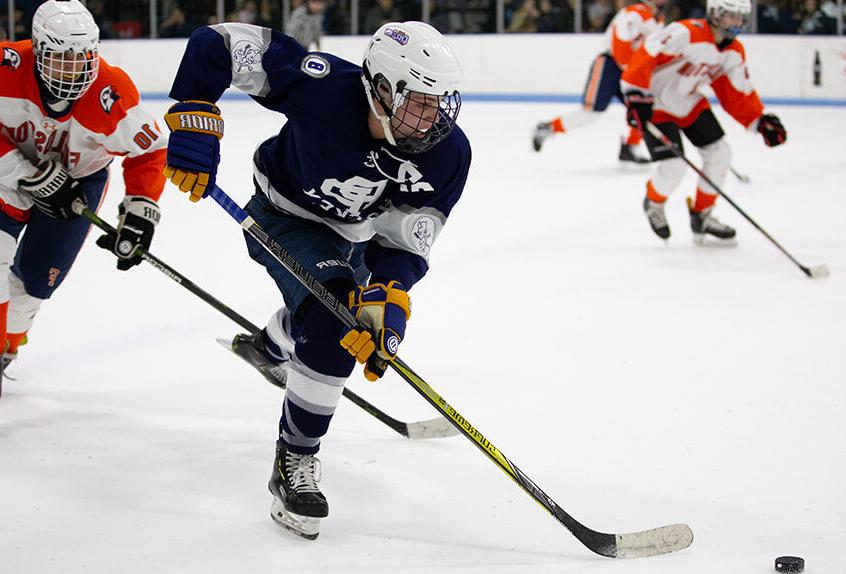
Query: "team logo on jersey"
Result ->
[[1, 48, 21, 70], [307, 176, 387, 220], [411, 216, 436, 255], [233, 40, 262, 73], [99, 85, 121, 113], [383, 28, 409, 46], [301, 55, 330, 78]]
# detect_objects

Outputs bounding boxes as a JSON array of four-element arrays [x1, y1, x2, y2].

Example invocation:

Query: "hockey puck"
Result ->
[[775, 556, 804, 572]]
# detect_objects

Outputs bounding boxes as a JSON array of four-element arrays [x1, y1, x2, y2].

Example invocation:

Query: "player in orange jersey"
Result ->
[[621, 0, 786, 244], [532, 0, 667, 163], [0, 0, 166, 386]]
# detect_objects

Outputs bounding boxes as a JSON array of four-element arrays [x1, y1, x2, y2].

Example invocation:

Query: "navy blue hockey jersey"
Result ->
[[169, 23, 472, 288]]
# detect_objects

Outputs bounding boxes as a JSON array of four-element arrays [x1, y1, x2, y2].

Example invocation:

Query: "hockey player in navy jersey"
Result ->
[[163, 21, 470, 539]]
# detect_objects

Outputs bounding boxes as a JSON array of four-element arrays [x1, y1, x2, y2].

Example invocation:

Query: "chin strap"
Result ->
[[360, 74, 397, 146]]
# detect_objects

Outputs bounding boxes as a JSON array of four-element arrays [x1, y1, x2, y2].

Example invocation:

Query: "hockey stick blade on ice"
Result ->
[[215, 337, 456, 439], [209, 186, 693, 558], [730, 166, 750, 184], [73, 200, 456, 440], [644, 123, 829, 279]]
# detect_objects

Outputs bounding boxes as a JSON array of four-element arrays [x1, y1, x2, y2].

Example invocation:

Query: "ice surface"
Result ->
[[1, 100, 844, 573]]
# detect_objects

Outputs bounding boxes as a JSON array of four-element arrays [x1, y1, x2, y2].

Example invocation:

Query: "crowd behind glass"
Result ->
[[1, 0, 843, 44]]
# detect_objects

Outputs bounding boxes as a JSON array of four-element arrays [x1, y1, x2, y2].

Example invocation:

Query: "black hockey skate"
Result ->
[[269, 440, 328, 540], [687, 197, 736, 246], [532, 122, 551, 152], [619, 142, 651, 164], [643, 196, 671, 240], [217, 331, 288, 389]]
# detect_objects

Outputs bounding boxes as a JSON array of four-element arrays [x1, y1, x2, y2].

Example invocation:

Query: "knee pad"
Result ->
[[8, 273, 43, 333], [650, 158, 688, 197], [698, 139, 732, 193]]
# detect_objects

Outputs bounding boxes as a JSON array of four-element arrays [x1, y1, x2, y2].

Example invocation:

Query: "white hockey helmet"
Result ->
[[706, 0, 751, 38], [362, 21, 462, 154], [31, 0, 100, 101]]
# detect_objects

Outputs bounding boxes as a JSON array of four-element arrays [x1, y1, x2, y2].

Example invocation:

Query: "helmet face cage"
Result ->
[[35, 46, 99, 101], [371, 72, 462, 154]]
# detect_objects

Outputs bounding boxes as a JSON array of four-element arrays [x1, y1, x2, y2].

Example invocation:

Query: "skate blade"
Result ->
[[693, 234, 737, 248], [270, 498, 321, 540]]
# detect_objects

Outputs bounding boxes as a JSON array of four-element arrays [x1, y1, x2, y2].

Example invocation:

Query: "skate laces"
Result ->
[[285, 452, 322, 494], [696, 208, 730, 233], [645, 201, 668, 228]]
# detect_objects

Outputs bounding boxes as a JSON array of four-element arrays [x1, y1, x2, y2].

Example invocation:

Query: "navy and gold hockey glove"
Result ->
[[340, 281, 411, 381], [163, 101, 224, 202], [756, 114, 786, 147]]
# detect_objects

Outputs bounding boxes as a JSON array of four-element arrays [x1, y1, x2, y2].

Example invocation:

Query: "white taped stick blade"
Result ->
[[809, 264, 830, 279], [405, 417, 461, 439], [614, 523, 694, 558]]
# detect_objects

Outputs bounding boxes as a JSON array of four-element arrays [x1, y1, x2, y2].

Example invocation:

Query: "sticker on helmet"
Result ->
[[383, 28, 409, 46], [301, 55, 330, 78]]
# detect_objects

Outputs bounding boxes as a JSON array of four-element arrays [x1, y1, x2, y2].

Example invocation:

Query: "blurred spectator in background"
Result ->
[[160, 5, 194, 37], [87, 0, 114, 39], [585, 0, 612, 31], [536, 0, 573, 31], [757, 0, 784, 32], [799, 0, 838, 33], [287, 0, 326, 49], [323, 0, 351, 34], [508, 0, 540, 31], [364, 0, 401, 33], [230, 0, 273, 26]]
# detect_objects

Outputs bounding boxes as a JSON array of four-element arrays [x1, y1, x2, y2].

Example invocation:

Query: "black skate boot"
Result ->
[[269, 440, 329, 540], [643, 196, 670, 240], [532, 122, 552, 152], [619, 142, 651, 164], [687, 197, 736, 246], [220, 330, 289, 389]]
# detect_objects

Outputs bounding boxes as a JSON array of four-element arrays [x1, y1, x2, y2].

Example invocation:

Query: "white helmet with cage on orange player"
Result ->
[[361, 21, 462, 154], [31, 0, 100, 101], [706, 0, 752, 38]]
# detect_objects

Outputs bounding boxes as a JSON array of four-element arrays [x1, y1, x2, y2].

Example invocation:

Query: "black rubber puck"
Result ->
[[775, 556, 804, 572]]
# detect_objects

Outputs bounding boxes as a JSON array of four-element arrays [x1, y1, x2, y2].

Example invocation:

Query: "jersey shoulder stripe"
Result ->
[[72, 57, 142, 137], [0, 41, 41, 104], [625, 4, 653, 20], [677, 18, 714, 43]]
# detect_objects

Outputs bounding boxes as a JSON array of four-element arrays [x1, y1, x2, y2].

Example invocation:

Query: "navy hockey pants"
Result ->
[[0, 168, 108, 299], [581, 52, 623, 112]]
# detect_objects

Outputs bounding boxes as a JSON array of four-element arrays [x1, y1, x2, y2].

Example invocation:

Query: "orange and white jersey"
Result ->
[[620, 19, 764, 128], [0, 40, 166, 214], [604, 2, 663, 70]]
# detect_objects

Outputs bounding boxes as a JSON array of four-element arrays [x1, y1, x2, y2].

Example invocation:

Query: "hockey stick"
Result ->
[[730, 166, 750, 184], [73, 200, 456, 440], [209, 186, 694, 558], [644, 122, 829, 279]]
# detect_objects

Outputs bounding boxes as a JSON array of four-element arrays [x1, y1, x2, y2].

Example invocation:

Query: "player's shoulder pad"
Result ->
[[627, 4, 653, 20], [299, 52, 360, 80], [0, 41, 35, 98], [74, 57, 142, 134], [722, 38, 747, 59], [677, 18, 712, 42]]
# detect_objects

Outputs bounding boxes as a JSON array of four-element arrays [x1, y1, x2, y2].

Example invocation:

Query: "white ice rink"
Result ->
[[1, 99, 844, 573]]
